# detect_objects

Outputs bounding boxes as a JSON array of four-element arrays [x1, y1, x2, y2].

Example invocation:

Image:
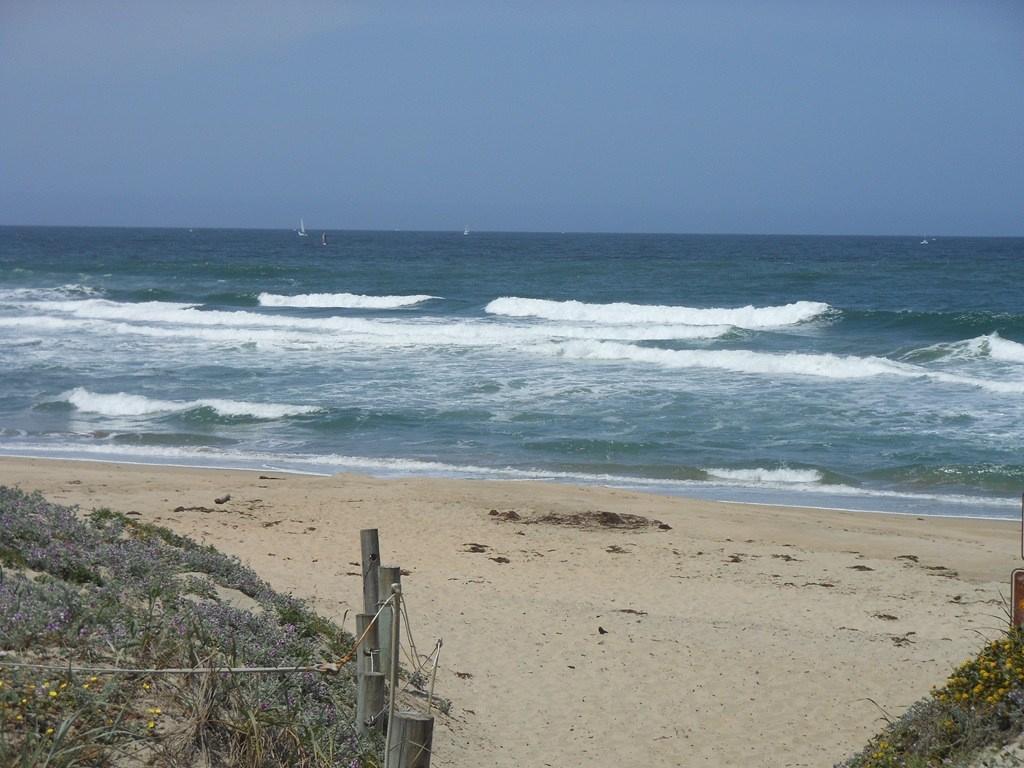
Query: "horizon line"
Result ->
[[1, 223, 1021, 239]]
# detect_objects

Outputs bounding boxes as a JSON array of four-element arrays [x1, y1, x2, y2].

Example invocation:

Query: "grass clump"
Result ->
[[0, 486, 377, 767], [839, 628, 1024, 768]]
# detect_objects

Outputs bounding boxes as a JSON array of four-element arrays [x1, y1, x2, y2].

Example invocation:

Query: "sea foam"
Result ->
[[545, 340, 908, 378], [62, 388, 320, 419], [0, 284, 100, 303], [258, 292, 438, 309], [485, 297, 830, 328], [23, 299, 730, 345], [705, 467, 823, 484], [979, 333, 1024, 364], [544, 340, 1024, 393], [910, 333, 1024, 365], [0, 316, 92, 331]]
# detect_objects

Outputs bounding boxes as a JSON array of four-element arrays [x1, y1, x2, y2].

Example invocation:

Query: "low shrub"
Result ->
[[0, 486, 377, 767]]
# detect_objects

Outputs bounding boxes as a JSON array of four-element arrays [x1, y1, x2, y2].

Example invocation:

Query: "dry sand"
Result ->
[[1, 456, 1018, 767]]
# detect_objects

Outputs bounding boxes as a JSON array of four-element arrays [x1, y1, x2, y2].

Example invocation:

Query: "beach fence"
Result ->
[[358, 527, 438, 768]]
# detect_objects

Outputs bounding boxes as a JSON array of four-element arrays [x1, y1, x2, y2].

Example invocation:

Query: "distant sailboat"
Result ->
[[298, 219, 309, 237], [321, 232, 327, 246], [920, 238, 929, 244], [463, 225, 470, 236]]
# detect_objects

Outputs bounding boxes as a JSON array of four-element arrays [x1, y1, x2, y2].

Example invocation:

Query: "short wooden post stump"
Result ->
[[388, 710, 434, 768]]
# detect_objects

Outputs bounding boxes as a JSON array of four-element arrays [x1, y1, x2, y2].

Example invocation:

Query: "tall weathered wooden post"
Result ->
[[356, 529, 382, 738], [378, 565, 402, 678], [383, 582, 403, 768], [361, 528, 381, 615]]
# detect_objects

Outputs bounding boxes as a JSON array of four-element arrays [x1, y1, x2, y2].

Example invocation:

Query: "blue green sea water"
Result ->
[[1, 226, 1022, 518]]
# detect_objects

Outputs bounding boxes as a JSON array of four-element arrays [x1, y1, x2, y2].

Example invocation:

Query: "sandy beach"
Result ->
[[0, 456, 1017, 767]]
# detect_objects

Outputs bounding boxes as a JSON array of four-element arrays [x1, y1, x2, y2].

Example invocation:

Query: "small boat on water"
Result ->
[[298, 219, 309, 237], [463, 226, 470, 236], [321, 232, 327, 246]]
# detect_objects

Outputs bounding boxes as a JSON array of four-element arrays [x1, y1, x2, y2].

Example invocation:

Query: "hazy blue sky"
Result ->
[[1, 1, 1021, 235]]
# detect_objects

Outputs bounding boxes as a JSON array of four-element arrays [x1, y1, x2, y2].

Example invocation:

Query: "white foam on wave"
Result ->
[[0, 284, 100, 303], [927, 370, 1024, 394], [258, 292, 438, 309], [35, 299, 199, 319], [22, 299, 730, 346], [10, 299, 1024, 392], [545, 340, 908, 377], [909, 333, 1024, 365], [0, 316, 91, 331], [543, 340, 1024, 393], [485, 297, 831, 328], [978, 333, 1024, 364], [62, 387, 320, 419], [705, 467, 823, 484]]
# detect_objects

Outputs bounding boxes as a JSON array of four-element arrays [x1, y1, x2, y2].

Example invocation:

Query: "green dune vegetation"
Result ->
[[839, 626, 1024, 767], [0, 486, 378, 767]]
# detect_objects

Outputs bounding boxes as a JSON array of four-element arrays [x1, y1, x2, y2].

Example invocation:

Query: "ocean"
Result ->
[[1, 226, 1022, 518]]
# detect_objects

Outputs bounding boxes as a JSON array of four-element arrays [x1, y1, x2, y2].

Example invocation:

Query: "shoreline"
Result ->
[[0, 447, 1017, 522], [1, 455, 1019, 766]]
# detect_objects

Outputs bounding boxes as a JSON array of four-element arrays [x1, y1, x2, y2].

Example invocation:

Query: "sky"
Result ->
[[1, 1, 1021, 235]]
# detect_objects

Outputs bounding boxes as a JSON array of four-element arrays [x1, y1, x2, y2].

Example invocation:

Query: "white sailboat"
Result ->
[[463, 225, 470, 236], [298, 218, 309, 237]]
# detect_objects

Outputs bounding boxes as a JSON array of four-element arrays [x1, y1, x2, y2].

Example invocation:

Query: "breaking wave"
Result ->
[[485, 297, 831, 328], [904, 333, 1024, 365], [0, 284, 101, 303], [543, 340, 1024, 393], [14, 299, 730, 345], [258, 292, 438, 309], [986, 334, 1024, 363], [61, 388, 320, 420], [705, 467, 824, 484]]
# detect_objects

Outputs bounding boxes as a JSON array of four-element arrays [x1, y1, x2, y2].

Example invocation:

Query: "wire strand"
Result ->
[[0, 594, 394, 677]]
